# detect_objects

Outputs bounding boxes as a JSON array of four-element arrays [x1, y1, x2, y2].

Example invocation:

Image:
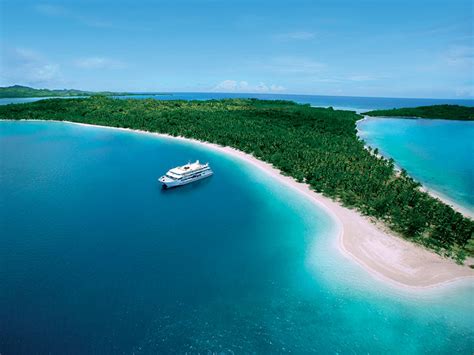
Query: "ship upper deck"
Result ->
[[169, 160, 209, 176]]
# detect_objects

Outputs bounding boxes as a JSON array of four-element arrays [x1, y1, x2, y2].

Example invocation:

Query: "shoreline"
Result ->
[[4, 119, 474, 290], [357, 116, 474, 218], [419, 186, 474, 219]]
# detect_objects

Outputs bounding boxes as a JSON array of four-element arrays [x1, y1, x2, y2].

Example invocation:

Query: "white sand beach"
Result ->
[[17, 120, 474, 290], [214, 143, 474, 290]]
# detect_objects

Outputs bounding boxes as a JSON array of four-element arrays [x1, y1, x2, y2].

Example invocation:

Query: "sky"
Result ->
[[0, 0, 473, 98]]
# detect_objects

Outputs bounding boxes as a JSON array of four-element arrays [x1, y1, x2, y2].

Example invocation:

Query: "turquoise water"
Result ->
[[1, 121, 473, 353], [358, 118, 474, 215]]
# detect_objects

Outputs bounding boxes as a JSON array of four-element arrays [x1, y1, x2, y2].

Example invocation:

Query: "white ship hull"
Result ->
[[159, 166, 213, 188]]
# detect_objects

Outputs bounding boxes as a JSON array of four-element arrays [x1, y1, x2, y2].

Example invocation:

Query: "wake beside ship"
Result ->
[[159, 160, 213, 188]]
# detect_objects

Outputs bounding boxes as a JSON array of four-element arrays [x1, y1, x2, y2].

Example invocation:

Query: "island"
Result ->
[[1, 96, 472, 271], [364, 104, 474, 120], [0, 85, 168, 98]]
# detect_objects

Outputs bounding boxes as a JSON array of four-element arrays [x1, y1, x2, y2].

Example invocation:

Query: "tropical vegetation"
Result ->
[[0, 85, 145, 98], [364, 104, 474, 120], [1, 97, 472, 261]]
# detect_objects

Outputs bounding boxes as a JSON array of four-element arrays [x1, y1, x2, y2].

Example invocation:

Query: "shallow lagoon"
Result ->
[[0, 121, 473, 353], [358, 117, 474, 216]]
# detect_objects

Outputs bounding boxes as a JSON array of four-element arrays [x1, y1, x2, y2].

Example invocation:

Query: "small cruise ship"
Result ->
[[159, 160, 213, 188]]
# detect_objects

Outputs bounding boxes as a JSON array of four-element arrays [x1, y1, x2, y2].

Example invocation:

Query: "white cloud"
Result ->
[[213, 80, 285, 93], [0, 47, 63, 86], [213, 80, 242, 91], [74, 57, 125, 69], [32, 64, 61, 81], [443, 45, 473, 68], [35, 3, 112, 28], [455, 86, 474, 97], [275, 31, 315, 41], [270, 84, 285, 91]]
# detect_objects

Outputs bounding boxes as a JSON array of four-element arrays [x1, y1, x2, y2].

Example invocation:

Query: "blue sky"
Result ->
[[1, 0, 473, 98]]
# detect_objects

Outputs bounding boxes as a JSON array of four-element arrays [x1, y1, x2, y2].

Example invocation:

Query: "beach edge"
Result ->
[[4, 119, 473, 291]]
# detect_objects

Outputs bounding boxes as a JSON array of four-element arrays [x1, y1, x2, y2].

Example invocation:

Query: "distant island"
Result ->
[[0, 85, 169, 99], [0, 85, 134, 98], [364, 105, 474, 120], [0, 97, 472, 263]]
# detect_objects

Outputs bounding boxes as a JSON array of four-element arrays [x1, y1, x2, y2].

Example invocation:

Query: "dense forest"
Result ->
[[1, 97, 472, 261], [364, 104, 474, 120], [0, 85, 138, 98]]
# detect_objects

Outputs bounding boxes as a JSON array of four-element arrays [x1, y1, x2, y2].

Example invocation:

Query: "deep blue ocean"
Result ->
[[0, 120, 473, 354]]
